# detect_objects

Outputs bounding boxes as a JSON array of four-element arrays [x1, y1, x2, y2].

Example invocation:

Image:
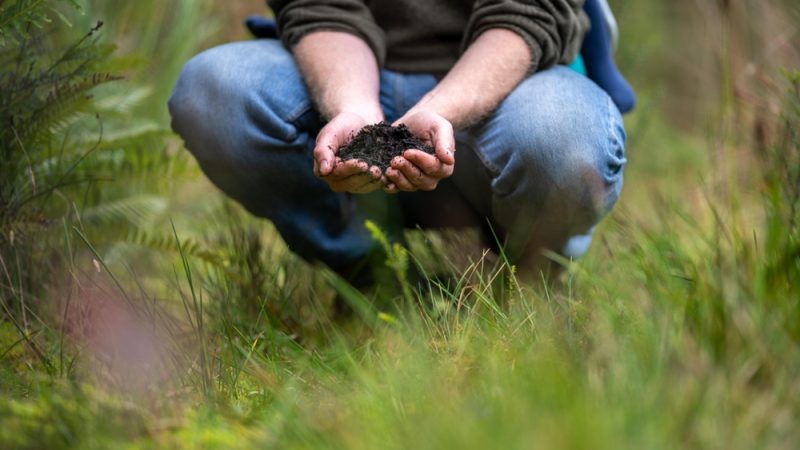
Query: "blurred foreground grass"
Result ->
[[1, 0, 799, 449]]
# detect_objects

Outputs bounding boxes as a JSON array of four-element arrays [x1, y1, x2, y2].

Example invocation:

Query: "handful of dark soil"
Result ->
[[337, 122, 434, 171]]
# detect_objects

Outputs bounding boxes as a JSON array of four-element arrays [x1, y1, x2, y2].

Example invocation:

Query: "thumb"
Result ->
[[314, 128, 339, 176], [432, 118, 455, 165]]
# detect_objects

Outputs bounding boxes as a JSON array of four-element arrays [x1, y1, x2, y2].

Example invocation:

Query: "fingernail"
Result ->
[[321, 160, 329, 172]]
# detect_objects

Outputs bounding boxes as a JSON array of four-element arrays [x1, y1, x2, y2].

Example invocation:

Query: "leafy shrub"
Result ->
[[1, 1, 124, 326], [0, 0, 186, 358]]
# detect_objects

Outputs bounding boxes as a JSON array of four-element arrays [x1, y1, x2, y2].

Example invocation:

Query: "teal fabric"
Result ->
[[567, 54, 587, 76]]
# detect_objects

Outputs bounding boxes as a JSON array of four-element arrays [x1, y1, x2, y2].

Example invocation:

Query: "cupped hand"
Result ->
[[385, 109, 455, 193], [314, 112, 385, 194]]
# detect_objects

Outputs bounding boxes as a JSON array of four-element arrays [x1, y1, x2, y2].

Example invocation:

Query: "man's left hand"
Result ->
[[385, 109, 456, 193]]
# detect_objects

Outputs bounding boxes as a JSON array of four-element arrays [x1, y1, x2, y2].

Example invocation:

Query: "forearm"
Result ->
[[409, 29, 531, 129], [294, 31, 383, 123]]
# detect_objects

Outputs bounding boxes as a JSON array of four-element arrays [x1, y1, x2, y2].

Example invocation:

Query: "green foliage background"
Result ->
[[1, 0, 799, 449]]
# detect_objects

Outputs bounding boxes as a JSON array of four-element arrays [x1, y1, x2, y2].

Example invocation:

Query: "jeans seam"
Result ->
[[286, 101, 313, 125], [278, 100, 313, 143]]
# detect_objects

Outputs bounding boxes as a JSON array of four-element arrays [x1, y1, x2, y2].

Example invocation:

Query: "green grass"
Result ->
[[1, 0, 799, 449]]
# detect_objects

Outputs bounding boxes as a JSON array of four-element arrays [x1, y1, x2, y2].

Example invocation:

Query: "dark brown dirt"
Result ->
[[336, 122, 434, 171]]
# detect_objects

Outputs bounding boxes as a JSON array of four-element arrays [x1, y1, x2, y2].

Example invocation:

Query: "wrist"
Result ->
[[409, 91, 459, 127], [333, 103, 384, 124]]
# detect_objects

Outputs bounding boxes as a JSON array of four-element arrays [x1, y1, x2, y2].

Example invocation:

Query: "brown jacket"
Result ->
[[267, 0, 588, 76]]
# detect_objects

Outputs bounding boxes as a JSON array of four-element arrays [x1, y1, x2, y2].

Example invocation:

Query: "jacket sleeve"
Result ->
[[462, 0, 588, 73], [267, 0, 387, 66]]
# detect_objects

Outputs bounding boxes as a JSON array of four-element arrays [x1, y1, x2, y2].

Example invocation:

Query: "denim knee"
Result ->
[[168, 40, 312, 165], [168, 46, 232, 142], [527, 106, 625, 225], [466, 68, 626, 253]]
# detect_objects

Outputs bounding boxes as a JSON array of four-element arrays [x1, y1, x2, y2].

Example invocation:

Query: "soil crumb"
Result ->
[[337, 122, 434, 171]]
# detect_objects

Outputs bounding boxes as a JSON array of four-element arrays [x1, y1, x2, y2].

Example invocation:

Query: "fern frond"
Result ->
[[0, 0, 80, 47], [95, 123, 168, 149], [81, 194, 169, 229], [16, 72, 123, 142], [0, 0, 49, 46], [48, 41, 117, 77], [126, 227, 225, 268], [93, 86, 152, 115]]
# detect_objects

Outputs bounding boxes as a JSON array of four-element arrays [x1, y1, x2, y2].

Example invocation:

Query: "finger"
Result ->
[[391, 156, 438, 189], [373, 170, 389, 188], [384, 183, 399, 194], [385, 167, 416, 192], [431, 119, 456, 165], [325, 164, 382, 193], [354, 168, 384, 191], [314, 132, 339, 177], [313, 145, 336, 176], [315, 116, 366, 176], [361, 166, 386, 191], [326, 159, 370, 180], [403, 150, 453, 179]]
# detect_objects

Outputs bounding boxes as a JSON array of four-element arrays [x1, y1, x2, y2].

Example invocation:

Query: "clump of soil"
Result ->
[[337, 122, 434, 171]]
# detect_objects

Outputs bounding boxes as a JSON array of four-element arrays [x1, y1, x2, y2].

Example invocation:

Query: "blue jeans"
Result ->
[[168, 40, 626, 271]]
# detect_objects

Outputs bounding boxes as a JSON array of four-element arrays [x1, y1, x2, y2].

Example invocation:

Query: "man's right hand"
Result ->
[[313, 112, 385, 194]]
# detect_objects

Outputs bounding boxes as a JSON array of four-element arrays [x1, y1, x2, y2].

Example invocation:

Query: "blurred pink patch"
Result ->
[[60, 273, 174, 395]]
